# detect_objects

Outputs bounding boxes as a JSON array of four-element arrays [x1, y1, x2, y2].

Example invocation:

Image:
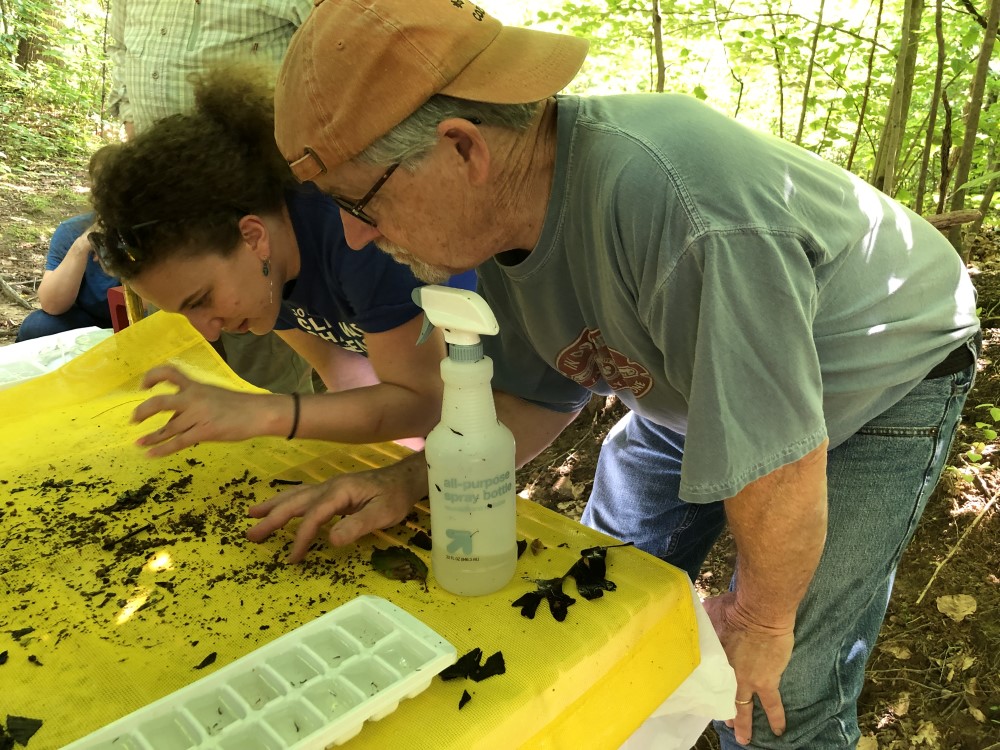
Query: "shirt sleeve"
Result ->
[[266, 0, 317, 27], [45, 216, 92, 272], [649, 230, 829, 503], [484, 315, 593, 414]]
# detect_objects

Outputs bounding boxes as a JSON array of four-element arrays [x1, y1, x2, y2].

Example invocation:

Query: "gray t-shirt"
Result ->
[[480, 94, 978, 504]]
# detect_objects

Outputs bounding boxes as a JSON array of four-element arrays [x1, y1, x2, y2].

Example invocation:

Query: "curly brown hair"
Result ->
[[90, 63, 295, 279]]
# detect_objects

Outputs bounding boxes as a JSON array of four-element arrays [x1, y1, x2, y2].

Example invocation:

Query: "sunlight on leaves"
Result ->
[[936, 594, 977, 622], [910, 721, 941, 747], [881, 643, 912, 660]]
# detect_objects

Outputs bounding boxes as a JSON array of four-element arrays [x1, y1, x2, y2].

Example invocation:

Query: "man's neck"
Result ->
[[491, 98, 559, 254]]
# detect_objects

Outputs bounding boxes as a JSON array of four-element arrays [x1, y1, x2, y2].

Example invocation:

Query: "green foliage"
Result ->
[[529, 0, 997, 214], [0, 0, 997, 222], [0, 0, 112, 168]]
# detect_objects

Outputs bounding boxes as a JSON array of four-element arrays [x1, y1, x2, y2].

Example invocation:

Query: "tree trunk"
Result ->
[[947, 0, 1000, 260], [847, 0, 885, 171], [651, 0, 665, 93], [870, 0, 925, 194], [915, 0, 946, 214], [767, 4, 786, 140], [795, 0, 826, 146]]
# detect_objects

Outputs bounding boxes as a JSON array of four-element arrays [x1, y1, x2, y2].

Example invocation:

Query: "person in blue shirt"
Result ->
[[17, 147, 121, 342], [89, 64, 475, 452]]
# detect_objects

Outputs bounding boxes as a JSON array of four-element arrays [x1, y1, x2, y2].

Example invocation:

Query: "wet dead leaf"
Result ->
[[952, 653, 976, 671], [882, 643, 912, 660], [910, 720, 941, 747], [857, 736, 879, 750], [370, 546, 428, 591], [935, 594, 977, 622], [892, 692, 910, 717]]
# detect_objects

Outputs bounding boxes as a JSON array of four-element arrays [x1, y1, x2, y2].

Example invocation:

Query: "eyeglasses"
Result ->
[[89, 219, 161, 266], [328, 163, 399, 228]]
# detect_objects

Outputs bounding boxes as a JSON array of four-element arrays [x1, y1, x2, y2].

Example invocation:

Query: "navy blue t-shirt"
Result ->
[[275, 185, 476, 355], [46, 212, 120, 315]]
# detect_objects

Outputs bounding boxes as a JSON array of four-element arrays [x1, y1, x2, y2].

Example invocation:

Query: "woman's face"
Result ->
[[128, 246, 280, 341]]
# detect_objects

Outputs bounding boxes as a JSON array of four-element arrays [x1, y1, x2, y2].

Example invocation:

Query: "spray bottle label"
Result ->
[[441, 470, 513, 505]]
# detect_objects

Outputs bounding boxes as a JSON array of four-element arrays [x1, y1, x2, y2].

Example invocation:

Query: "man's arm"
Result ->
[[704, 439, 828, 745], [495, 391, 581, 467], [246, 391, 581, 555]]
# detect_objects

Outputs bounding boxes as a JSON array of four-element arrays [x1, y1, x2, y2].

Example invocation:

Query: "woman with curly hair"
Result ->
[[90, 64, 474, 454]]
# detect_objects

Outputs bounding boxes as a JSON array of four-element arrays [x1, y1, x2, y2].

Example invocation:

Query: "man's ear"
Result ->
[[238, 215, 270, 260], [437, 118, 491, 186]]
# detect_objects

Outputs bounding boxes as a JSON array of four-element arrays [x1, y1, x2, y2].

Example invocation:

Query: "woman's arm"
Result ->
[[132, 317, 445, 455], [37, 231, 95, 314], [283, 315, 446, 443], [275, 327, 378, 392]]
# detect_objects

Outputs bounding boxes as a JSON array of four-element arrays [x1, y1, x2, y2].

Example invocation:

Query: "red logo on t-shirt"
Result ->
[[555, 328, 652, 397]]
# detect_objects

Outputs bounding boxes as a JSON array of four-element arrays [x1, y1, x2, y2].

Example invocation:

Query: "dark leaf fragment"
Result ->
[[0, 651, 7, 665], [6, 715, 43, 746], [370, 546, 428, 591], [566, 542, 633, 600], [439, 647, 483, 681], [512, 577, 576, 622], [458, 689, 472, 709], [194, 652, 217, 670], [516, 539, 527, 558], [9, 628, 34, 640], [471, 651, 506, 682], [407, 530, 432, 551], [511, 590, 544, 619]]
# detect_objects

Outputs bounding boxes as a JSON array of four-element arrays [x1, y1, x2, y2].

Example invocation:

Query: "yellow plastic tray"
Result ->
[[0, 313, 699, 749]]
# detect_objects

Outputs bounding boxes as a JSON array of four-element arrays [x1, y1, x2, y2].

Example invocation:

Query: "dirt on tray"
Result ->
[[2, 160, 997, 749]]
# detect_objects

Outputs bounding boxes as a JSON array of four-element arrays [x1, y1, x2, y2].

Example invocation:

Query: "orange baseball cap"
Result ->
[[275, 0, 589, 182]]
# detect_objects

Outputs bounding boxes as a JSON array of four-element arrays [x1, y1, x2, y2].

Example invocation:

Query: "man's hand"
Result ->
[[703, 592, 794, 745], [133, 365, 283, 456], [246, 454, 429, 561], [714, 439, 829, 745]]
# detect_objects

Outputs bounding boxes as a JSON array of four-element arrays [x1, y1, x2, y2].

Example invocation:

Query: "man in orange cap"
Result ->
[[250, 1, 980, 747]]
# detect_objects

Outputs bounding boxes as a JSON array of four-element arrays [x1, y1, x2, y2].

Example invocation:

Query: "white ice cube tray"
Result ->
[[64, 596, 457, 750]]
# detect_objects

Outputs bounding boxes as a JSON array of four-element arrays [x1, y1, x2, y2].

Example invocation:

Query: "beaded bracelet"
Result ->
[[287, 392, 301, 440]]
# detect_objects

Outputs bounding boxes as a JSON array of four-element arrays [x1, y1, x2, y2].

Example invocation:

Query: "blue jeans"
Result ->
[[584, 353, 976, 749], [15, 305, 111, 342]]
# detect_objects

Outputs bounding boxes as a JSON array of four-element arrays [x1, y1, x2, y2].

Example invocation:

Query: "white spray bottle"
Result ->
[[412, 285, 517, 596]]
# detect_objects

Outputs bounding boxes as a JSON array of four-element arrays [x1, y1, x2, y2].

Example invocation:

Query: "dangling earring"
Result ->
[[262, 257, 273, 304]]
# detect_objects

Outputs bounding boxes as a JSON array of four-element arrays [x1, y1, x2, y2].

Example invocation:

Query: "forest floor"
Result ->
[[1, 161, 997, 749]]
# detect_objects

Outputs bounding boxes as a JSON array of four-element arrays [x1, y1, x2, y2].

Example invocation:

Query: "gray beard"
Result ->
[[376, 240, 454, 284]]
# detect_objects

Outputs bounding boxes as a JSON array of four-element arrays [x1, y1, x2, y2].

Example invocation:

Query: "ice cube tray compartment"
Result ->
[[64, 596, 456, 750]]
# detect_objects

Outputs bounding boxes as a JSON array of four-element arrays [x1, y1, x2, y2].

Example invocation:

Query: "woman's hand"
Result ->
[[246, 454, 429, 561], [133, 365, 284, 456]]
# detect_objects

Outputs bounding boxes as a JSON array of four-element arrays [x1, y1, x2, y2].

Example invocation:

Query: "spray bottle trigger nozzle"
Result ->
[[416, 315, 436, 346]]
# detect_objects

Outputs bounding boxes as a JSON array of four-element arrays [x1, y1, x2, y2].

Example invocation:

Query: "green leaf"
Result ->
[[967, 452, 983, 462], [957, 170, 1000, 191], [984, 430, 997, 441], [370, 546, 428, 590], [990, 408, 1000, 423], [692, 85, 708, 101]]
